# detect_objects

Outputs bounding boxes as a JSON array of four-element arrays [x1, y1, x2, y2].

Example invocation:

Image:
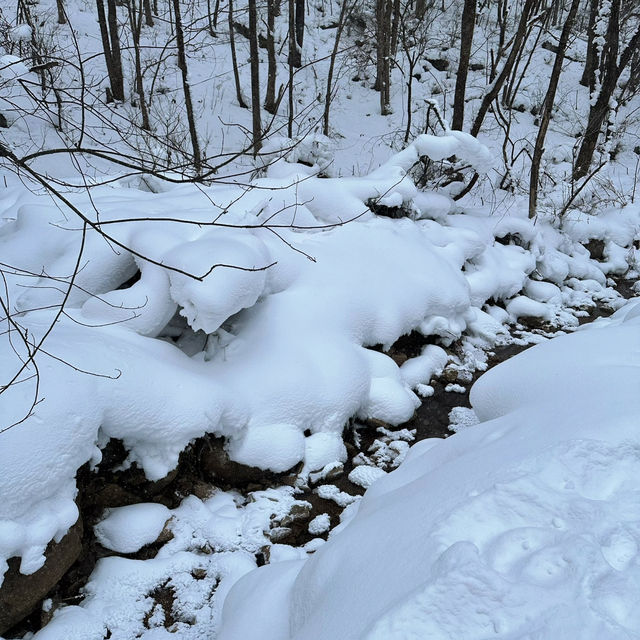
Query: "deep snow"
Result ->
[[218, 300, 640, 640]]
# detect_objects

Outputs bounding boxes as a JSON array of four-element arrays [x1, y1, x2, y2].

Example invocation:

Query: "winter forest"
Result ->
[[1, 0, 640, 637]]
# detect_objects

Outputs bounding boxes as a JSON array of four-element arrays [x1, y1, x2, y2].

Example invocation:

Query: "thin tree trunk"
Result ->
[[248, 0, 262, 155], [143, 0, 153, 27], [228, 0, 247, 108], [574, 19, 640, 179], [288, 0, 296, 136], [529, 0, 580, 218], [56, 0, 66, 24], [377, 0, 392, 114], [323, 0, 351, 135], [96, 0, 124, 101], [390, 0, 400, 58], [295, 0, 304, 62], [107, 0, 124, 101], [264, 0, 278, 113], [470, 0, 538, 136], [129, 0, 150, 130], [580, 0, 598, 89], [452, 0, 476, 130], [172, 0, 202, 172]]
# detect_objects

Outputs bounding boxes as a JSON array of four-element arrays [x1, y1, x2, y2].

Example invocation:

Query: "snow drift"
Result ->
[[218, 300, 640, 640]]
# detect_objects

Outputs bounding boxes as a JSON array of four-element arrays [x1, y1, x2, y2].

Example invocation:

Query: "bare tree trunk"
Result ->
[[96, 0, 124, 102], [56, 0, 66, 24], [529, 0, 580, 218], [390, 0, 400, 58], [470, 0, 538, 136], [295, 0, 304, 63], [580, 0, 598, 89], [376, 0, 392, 114], [172, 0, 202, 172], [574, 17, 640, 179], [128, 0, 150, 130], [288, 0, 296, 136], [264, 0, 278, 113], [143, 0, 153, 27], [106, 0, 124, 100], [323, 0, 352, 135], [452, 0, 476, 130], [248, 0, 262, 155], [228, 0, 248, 108]]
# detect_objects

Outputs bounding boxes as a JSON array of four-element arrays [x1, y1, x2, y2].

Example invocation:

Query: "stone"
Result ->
[[0, 517, 83, 635], [199, 436, 276, 486]]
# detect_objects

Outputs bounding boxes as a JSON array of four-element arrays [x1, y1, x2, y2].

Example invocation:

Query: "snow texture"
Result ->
[[218, 300, 640, 640]]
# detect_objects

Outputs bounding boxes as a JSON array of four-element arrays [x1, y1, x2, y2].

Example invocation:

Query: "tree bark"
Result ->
[[323, 0, 351, 135], [264, 0, 278, 113], [106, 0, 124, 101], [96, 0, 124, 102], [574, 17, 640, 179], [248, 0, 263, 154], [56, 0, 66, 24], [580, 0, 598, 89], [288, 0, 296, 136], [452, 0, 476, 130]]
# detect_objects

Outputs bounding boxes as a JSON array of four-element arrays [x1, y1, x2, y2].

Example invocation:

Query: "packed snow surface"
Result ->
[[218, 301, 640, 640]]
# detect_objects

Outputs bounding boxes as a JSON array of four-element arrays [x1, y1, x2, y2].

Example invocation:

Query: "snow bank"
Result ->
[[1, 134, 638, 582], [218, 300, 640, 640]]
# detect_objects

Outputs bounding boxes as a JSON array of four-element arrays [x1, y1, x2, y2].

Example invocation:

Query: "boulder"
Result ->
[[0, 517, 83, 635]]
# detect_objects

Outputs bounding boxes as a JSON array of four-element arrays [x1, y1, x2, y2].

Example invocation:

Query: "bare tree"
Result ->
[[452, 0, 476, 130], [264, 0, 278, 114], [574, 2, 640, 179], [96, 0, 124, 102], [249, 0, 263, 153], [529, 0, 580, 218], [172, 0, 202, 173], [323, 0, 355, 135], [127, 0, 150, 131], [228, 0, 248, 108]]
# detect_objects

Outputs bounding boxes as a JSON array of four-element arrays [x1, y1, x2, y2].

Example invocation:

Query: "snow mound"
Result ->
[[218, 301, 640, 640], [94, 504, 171, 554]]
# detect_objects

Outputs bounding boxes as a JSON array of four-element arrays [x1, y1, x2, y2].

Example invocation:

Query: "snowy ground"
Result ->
[[2, 0, 640, 637]]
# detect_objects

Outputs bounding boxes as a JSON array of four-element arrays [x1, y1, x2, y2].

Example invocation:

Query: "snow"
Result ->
[[94, 504, 171, 554], [218, 300, 640, 640], [2, 2, 640, 635], [307, 515, 331, 536], [347, 465, 387, 489]]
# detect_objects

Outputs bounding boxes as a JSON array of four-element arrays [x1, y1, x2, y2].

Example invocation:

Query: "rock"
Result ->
[[426, 57, 449, 71], [279, 502, 312, 527], [585, 238, 605, 261], [0, 517, 83, 635], [442, 366, 459, 383], [199, 436, 273, 485]]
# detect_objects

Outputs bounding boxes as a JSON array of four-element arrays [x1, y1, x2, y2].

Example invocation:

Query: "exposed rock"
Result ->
[[0, 517, 83, 635], [199, 436, 280, 486], [585, 238, 605, 261], [427, 57, 449, 71], [442, 366, 459, 383]]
